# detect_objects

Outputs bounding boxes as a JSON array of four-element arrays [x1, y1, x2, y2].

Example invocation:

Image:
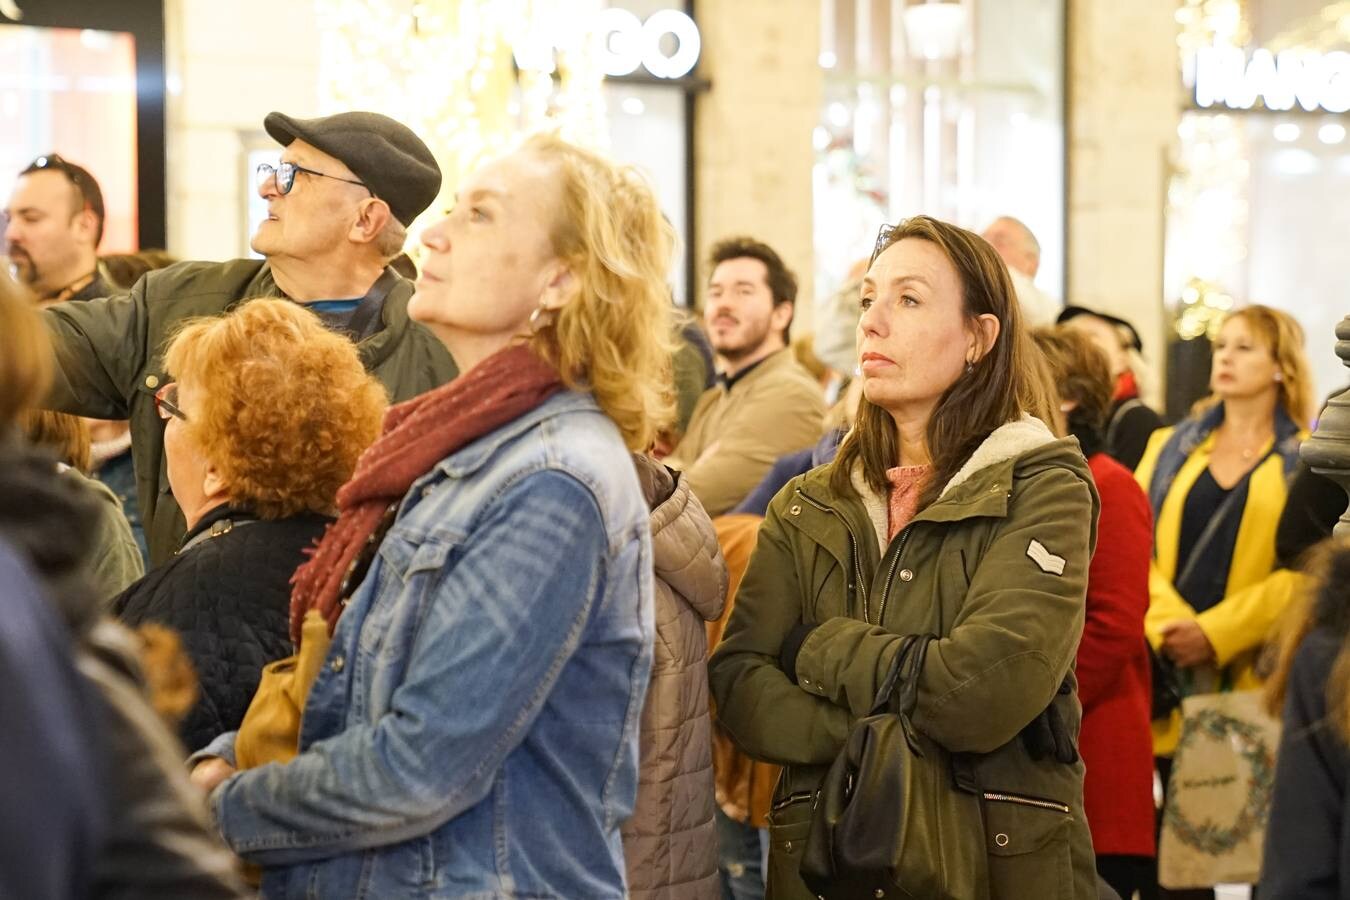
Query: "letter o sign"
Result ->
[[597, 8, 701, 80]]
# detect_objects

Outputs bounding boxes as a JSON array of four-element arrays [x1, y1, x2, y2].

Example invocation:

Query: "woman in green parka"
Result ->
[[708, 216, 1102, 900]]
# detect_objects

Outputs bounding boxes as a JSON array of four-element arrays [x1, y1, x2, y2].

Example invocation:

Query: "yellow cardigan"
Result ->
[[1135, 425, 1308, 755]]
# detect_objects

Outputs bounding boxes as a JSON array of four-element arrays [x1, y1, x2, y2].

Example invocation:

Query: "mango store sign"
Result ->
[[1191, 44, 1350, 114], [512, 8, 701, 80]]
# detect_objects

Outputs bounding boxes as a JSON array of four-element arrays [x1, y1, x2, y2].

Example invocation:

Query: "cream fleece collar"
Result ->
[[850, 414, 1058, 551]]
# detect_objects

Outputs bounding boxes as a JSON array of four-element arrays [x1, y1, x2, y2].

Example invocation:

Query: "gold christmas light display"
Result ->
[[315, 0, 609, 245]]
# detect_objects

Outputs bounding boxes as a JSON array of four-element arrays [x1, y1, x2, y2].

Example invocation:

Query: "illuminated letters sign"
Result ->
[[513, 8, 701, 80], [1192, 44, 1350, 114]]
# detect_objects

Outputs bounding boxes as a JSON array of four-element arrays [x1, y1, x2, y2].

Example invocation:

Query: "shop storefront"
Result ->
[[1169, 0, 1350, 410], [813, 0, 1066, 304], [0, 0, 166, 251]]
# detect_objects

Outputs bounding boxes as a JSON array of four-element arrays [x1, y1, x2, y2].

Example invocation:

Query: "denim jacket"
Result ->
[[206, 390, 655, 898]]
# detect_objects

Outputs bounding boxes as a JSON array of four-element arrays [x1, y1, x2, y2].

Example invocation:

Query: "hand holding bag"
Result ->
[[801, 634, 989, 899]]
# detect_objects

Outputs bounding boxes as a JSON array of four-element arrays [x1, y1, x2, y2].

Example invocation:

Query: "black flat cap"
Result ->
[[264, 110, 441, 226], [1057, 305, 1144, 353]]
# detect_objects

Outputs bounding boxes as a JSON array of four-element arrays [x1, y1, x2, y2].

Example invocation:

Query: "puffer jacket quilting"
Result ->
[[626, 455, 729, 899]]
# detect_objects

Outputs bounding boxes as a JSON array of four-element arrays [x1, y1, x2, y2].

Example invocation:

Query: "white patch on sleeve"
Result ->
[[1026, 539, 1066, 576]]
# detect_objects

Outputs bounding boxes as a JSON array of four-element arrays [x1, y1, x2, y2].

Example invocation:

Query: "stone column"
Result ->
[[1299, 317, 1350, 537], [1066, 0, 1180, 409], [694, 0, 822, 325]]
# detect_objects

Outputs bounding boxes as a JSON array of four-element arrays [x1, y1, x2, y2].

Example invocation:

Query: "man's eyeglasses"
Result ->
[[154, 382, 186, 422], [256, 161, 372, 197]]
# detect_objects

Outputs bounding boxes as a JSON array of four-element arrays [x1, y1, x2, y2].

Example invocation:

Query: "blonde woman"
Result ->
[[1136, 305, 1313, 898], [192, 135, 676, 899]]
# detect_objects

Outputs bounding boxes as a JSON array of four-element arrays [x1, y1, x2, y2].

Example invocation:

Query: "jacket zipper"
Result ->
[[771, 791, 815, 812], [795, 488, 871, 622], [982, 791, 1071, 814], [876, 525, 913, 625]]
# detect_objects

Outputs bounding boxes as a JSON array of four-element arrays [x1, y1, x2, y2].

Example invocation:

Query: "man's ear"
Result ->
[[72, 207, 99, 245], [350, 198, 393, 244], [969, 312, 1000, 362], [537, 262, 577, 313], [770, 300, 794, 336]]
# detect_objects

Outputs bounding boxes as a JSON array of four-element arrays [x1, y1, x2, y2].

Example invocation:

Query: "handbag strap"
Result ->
[[869, 634, 919, 715], [868, 633, 936, 716], [895, 634, 935, 719]]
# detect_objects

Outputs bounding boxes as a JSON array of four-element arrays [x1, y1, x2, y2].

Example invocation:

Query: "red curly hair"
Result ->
[[163, 299, 387, 519]]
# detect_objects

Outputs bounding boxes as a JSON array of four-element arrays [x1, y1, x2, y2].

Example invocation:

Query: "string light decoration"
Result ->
[[1168, 0, 1250, 339], [315, 0, 609, 247]]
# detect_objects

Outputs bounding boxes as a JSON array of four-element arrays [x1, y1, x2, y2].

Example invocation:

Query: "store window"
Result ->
[[814, 0, 1066, 304], [1171, 0, 1350, 407], [0, 0, 165, 252]]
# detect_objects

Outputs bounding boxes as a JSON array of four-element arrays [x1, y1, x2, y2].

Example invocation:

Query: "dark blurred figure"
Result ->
[[113, 298, 386, 754], [1059, 305, 1163, 470], [100, 248, 177, 290], [20, 409, 143, 603], [0, 271, 248, 898], [1035, 326, 1157, 900], [1262, 536, 1350, 899]]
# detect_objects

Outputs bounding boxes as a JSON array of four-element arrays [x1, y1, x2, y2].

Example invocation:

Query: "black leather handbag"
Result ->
[[800, 634, 989, 900]]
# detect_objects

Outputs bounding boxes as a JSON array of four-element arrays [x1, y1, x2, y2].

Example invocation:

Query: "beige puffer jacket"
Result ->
[[625, 455, 729, 899]]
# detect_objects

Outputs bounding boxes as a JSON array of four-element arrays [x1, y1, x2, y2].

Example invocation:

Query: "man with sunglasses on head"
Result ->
[[4, 153, 110, 305], [40, 111, 458, 565]]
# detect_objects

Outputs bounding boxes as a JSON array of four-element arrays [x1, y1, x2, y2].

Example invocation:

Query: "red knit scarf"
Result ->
[[288, 343, 564, 643]]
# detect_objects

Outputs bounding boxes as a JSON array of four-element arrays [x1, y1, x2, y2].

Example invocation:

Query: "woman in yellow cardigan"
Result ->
[[1136, 305, 1312, 896]]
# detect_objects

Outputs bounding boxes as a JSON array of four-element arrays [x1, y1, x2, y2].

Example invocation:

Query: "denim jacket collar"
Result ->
[[432, 390, 602, 481]]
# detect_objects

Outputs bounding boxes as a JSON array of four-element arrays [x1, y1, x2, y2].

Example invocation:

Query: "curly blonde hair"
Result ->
[[522, 133, 677, 451], [163, 299, 387, 519]]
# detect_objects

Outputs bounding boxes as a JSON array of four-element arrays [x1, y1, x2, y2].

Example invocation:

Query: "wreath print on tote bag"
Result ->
[[1157, 689, 1280, 890]]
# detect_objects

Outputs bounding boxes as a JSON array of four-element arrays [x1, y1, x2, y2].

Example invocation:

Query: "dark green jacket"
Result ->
[[42, 259, 458, 565], [709, 417, 1102, 900]]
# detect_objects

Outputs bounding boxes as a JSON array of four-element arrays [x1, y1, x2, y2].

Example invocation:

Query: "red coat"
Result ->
[[1078, 453, 1156, 857]]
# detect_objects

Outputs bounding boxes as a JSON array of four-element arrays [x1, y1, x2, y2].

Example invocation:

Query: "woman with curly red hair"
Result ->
[[113, 298, 387, 753]]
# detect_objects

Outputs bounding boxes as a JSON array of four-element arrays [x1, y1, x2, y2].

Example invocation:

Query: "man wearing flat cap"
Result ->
[[40, 110, 459, 564]]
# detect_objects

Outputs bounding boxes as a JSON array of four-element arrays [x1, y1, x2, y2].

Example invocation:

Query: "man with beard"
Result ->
[[665, 237, 824, 517], [4, 154, 110, 305]]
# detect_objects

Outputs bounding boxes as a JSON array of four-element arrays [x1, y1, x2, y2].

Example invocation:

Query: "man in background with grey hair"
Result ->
[[982, 215, 1060, 327]]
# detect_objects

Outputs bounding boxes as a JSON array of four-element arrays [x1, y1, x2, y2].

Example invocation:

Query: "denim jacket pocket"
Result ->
[[357, 533, 454, 662]]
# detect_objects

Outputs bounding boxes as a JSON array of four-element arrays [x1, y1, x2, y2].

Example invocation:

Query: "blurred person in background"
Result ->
[[190, 134, 677, 898], [1136, 304, 1313, 899], [982, 214, 1060, 327], [710, 216, 1099, 899], [19, 408, 142, 603], [627, 453, 728, 899], [3, 152, 110, 305], [665, 237, 824, 516], [1261, 537, 1350, 899], [1034, 325, 1157, 900], [41, 110, 457, 565], [0, 271, 247, 898], [1059, 305, 1163, 470], [112, 299, 387, 754]]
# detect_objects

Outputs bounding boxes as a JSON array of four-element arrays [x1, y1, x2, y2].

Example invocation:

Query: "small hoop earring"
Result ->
[[529, 305, 554, 333], [965, 361, 975, 376]]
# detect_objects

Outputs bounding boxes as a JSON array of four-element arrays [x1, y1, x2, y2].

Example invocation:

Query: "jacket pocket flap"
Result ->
[[982, 792, 1071, 856]]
